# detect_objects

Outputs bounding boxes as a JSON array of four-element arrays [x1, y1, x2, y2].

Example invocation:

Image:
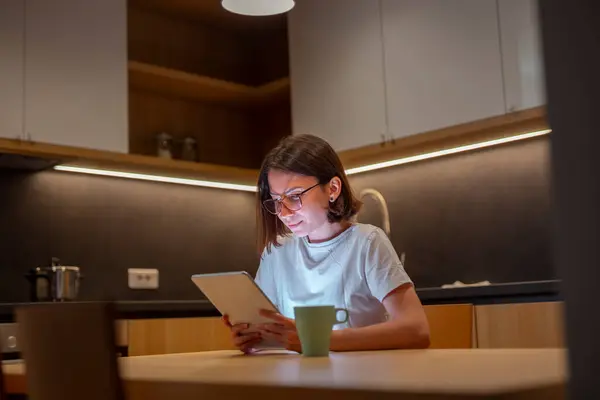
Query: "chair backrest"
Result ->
[[424, 304, 474, 348], [15, 302, 125, 400], [0, 352, 6, 400]]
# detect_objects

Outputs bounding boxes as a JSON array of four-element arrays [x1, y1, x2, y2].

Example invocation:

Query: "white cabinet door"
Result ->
[[0, 0, 25, 140], [25, 0, 128, 153], [288, 0, 387, 152], [382, 0, 506, 139], [498, 0, 546, 112]]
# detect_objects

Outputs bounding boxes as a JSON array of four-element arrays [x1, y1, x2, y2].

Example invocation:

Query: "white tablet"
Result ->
[[190, 271, 279, 330]]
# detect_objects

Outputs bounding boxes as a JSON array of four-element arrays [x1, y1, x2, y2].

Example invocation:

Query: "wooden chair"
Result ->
[[423, 304, 475, 348], [15, 302, 125, 400], [0, 352, 6, 400]]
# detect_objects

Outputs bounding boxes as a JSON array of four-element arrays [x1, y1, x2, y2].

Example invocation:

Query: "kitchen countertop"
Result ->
[[417, 279, 561, 305], [0, 280, 561, 323], [2, 348, 567, 399]]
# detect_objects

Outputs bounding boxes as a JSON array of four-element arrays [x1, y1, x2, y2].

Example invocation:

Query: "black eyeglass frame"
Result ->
[[262, 182, 321, 215]]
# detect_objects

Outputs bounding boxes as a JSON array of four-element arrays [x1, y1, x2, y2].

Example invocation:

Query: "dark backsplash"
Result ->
[[0, 136, 555, 302], [350, 136, 554, 287], [0, 169, 259, 302]]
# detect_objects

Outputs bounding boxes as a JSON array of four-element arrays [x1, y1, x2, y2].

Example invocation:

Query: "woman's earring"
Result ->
[[330, 196, 335, 203]]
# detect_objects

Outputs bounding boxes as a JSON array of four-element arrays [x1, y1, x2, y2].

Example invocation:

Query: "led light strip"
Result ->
[[53, 129, 551, 191], [53, 165, 258, 192], [344, 129, 551, 175]]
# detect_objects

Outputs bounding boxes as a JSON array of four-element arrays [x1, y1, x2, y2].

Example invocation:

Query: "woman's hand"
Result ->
[[222, 314, 262, 354], [257, 309, 302, 353]]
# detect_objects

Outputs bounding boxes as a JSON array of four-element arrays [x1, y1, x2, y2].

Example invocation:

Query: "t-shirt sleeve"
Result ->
[[364, 228, 413, 302], [254, 250, 279, 309]]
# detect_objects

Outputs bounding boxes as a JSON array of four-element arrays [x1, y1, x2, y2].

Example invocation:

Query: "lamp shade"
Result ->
[[221, 0, 295, 16]]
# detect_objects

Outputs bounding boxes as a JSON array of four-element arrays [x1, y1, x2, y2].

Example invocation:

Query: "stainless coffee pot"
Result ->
[[25, 257, 82, 302]]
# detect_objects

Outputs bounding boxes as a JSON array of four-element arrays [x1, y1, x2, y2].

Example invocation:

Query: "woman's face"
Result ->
[[267, 169, 340, 238]]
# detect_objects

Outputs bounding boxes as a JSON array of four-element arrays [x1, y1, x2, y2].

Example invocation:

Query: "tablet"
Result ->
[[190, 271, 279, 330]]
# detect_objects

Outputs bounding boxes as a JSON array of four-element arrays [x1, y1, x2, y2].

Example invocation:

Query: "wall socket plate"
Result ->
[[128, 268, 159, 289]]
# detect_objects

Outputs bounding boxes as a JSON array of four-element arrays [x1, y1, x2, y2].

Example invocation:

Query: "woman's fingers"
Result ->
[[259, 310, 296, 328], [233, 332, 261, 347], [231, 323, 249, 336], [258, 323, 286, 335]]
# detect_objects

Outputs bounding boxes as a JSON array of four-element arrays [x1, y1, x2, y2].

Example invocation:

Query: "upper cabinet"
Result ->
[[287, 0, 387, 152], [24, 0, 128, 153], [0, 0, 25, 141], [287, 0, 547, 152], [381, 0, 505, 140], [498, 0, 546, 112]]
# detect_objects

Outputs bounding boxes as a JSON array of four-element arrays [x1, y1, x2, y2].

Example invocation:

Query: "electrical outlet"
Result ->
[[128, 268, 159, 289]]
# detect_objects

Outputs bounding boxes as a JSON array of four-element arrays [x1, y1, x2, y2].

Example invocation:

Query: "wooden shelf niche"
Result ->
[[127, 0, 291, 170], [129, 61, 290, 107]]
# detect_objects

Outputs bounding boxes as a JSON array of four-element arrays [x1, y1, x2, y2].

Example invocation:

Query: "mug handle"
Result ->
[[335, 308, 349, 324]]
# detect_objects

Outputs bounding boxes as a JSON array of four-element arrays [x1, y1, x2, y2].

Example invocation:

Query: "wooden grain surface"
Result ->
[[424, 304, 474, 349], [128, 89, 264, 168], [3, 348, 567, 399], [128, 317, 235, 356], [0, 137, 259, 185], [127, 5, 250, 84], [128, 61, 290, 107], [475, 302, 565, 349]]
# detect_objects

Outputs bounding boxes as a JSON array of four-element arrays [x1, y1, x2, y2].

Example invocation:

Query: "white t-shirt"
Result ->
[[255, 223, 412, 329]]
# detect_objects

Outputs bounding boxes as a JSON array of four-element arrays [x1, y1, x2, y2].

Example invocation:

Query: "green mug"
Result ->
[[294, 305, 349, 357]]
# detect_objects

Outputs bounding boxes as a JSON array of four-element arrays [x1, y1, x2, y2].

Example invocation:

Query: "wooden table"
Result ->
[[3, 349, 567, 399]]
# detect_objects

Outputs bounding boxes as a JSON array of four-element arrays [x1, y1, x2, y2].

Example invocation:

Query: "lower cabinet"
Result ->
[[123, 301, 566, 355], [423, 304, 475, 349], [127, 317, 235, 356], [474, 301, 565, 349], [423, 301, 565, 349]]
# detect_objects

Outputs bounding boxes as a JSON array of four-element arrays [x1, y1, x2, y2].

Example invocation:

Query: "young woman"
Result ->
[[223, 134, 430, 353]]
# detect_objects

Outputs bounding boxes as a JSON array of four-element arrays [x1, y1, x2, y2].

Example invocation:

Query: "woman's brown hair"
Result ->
[[256, 134, 362, 254]]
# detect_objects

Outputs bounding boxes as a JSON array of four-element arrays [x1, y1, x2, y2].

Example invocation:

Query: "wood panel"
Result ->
[[252, 99, 292, 157], [128, 5, 249, 84], [475, 301, 565, 349], [128, 317, 236, 356], [0, 137, 259, 186], [423, 304, 474, 349], [115, 320, 129, 347], [129, 61, 290, 107], [0, 353, 5, 400], [129, 90, 265, 168], [4, 348, 568, 399]]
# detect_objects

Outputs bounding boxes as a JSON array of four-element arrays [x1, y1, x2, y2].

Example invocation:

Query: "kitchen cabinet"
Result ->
[[24, 0, 128, 153], [498, 0, 546, 112], [475, 301, 565, 349], [381, 0, 506, 140], [0, 0, 25, 141], [423, 304, 474, 348], [128, 317, 235, 356], [287, 0, 387, 152]]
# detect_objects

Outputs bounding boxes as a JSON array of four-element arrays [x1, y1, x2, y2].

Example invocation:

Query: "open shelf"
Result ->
[[128, 61, 290, 107], [0, 138, 259, 187]]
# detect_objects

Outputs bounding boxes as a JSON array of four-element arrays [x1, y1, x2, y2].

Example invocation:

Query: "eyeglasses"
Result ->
[[263, 183, 320, 215]]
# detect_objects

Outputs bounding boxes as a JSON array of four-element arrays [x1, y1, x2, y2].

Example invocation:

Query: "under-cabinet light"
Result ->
[[52, 165, 258, 192], [52, 129, 551, 192], [344, 129, 551, 175]]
